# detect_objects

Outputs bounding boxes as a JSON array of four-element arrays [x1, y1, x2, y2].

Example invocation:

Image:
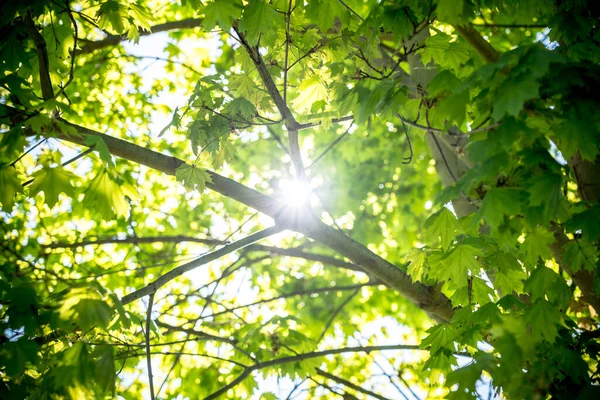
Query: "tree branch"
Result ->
[[246, 244, 366, 273], [43, 235, 227, 249], [234, 26, 306, 178], [6, 107, 453, 321], [453, 24, 500, 63], [316, 368, 388, 400], [120, 226, 283, 305], [24, 12, 54, 100], [77, 18, 204, 54], [145, 294, 156, 400], [43, 236, 366, 273], [208, 283, 375, 319], [205, 344, 426, 400]]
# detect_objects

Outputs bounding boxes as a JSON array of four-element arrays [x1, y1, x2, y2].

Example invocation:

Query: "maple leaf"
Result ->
[[478, 188, 522, 229], [524, 299, 563, 343], [521, 228, 554, 265], [420, 324, 458, 353], [227, 98, 256, 120], [405, 248, 427, 282], [83, 169, 138, 220], [492, 77, 539, 120], [238, 0, 282, 44], [527, 173, 563, 220], [494, 268, 526, 296], [427, 70, 462, 97], [524, 265, 571, 307], [430, 244, 482, 287], [212, 140, 236, 170], [202, 0, 243, 31], [424, 208, 462, 249], [562, 240, 598, 273], [292, 75, 328, 112], [176, 163, 213, 192], [565, 205, 600, 240], [29, 165, 77, 208], [305, 0, 348, 32]]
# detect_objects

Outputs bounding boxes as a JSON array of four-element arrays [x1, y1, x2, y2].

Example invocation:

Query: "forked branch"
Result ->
[[120, 226, 283, 305]]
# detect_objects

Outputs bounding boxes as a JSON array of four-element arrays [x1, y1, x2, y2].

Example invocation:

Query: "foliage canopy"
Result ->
[[1, 0, 600, 399]]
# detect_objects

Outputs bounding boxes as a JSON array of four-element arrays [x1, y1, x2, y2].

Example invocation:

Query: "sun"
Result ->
[[278, 179, 311, 208]]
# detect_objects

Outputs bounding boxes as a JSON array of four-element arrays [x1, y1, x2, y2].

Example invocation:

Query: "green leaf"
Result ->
[[424, 208, 462, 249], [471, 277, 495, 304], [212, 139, 236, 169], [494, 268, 526, 296], [84, 136, 114, 166], [29, 165, 77, 208], [420, 324, 457, 353], [436, 0, 472, 24], [479, 188, 522, 229], [158, 107, 181, 137], [521, 228, 554, 265], [527, 173, 562, 220], [565, 205, 600, 240], [524, 299, 562, 343], [423, 349, 457, 379], [0, 165, 23, 210], [83, 169, 138, 220], [492, 76, 539, 120], [129, 3, 154, 32], [437, 89, 469, 126], [292, 75, 328, 112], [58, 288, 114, 331], [238, 0, 282, 44], [427, 70, 462, 97], [94, 345, 116, 397], [405, 248, 427, 282], [0, 339, 39, 377], [446, 362, 482, 396], [229, 74, 257, 99], [97, 1, 126, 34], [227, 98, 256, 120], [305, 0, 347, 32], [202, 0, 243, 31], [473, 302, 502, 324], [524, 266, 571, 307], [176, 163, 213, 192], [562, 240, 598, 273], [430, 244, 482, 287]]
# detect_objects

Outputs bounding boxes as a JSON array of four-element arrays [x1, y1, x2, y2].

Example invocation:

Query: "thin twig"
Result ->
[[121, 225, 283, 305], [398, 114, 413, 164], [55, 1, 78, 101], [307, 122, 353, 170], [283, 0, 293, 102], [338, 0, 364, 21], [155, 343, 185, 398], [316, 287, 360, 344], [10, 138, 47, 166], [145, 294, 156, 400], [317, 368, 388, 400], [21, 145, 95, 187]]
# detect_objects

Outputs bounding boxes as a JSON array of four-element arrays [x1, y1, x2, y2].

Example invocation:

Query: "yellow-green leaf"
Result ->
[[176, 163, 213, 192], [29, 165, 77, 208]]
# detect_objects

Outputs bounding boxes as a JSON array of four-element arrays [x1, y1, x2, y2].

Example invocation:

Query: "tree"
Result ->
[[1, 0, 599, 398]]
